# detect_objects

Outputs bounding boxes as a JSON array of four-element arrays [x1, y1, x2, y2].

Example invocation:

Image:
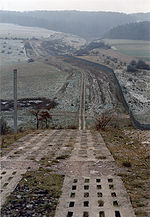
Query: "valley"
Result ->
[[0, 12, 150, 217], [1, 23, 150, 128]]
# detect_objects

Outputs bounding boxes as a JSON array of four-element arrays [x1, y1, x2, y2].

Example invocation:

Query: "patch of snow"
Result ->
[[111, 46, 117, 50]]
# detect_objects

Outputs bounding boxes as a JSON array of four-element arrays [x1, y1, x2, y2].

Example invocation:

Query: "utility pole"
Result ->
[[14, 69, 17, 135]]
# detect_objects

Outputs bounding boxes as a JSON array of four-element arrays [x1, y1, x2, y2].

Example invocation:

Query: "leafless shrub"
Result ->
[[95, 112, 113, 131], [39, 111, 52, 129], [0, 117, 10, 135]]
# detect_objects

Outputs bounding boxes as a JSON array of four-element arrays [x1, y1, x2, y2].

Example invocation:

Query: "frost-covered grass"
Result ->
[[0, 23, 57, 39], [1, 61, 69, 100], [103, 39, 150, 61], [1, 59, 81, 129], [0, 39, 28, 65]]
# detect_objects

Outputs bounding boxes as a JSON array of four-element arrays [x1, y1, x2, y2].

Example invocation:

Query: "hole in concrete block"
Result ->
[[70, 192, 75, 198], [3, 183, 9, 188], [72, 185, 77, 190], [115, 211, 121, 217], [81, 155, 88, 158], [108, 178, 113, 183], [111, 192, 117, 197], [69, 202, 75, 207], [97, 192, 103, 197], [84, 192, 89, 198], [97, 185, 102, 190], [84, 201, 89, 207], [0, 176, 2, 179], [1, 171, 6, 175], [113, 201, 119, 207], [99, 211, 105, 217], [109, 184, 114, 190], [84, 179, 90, 183], [96, 179, 101, 183], [96, 156, 106, 160], [67, 212, 73, 217], [84, 185, 89, 190], [8, 177, 13, 182], [83, 212, 89, 217], [73, 179, 78, 183], [98, 200, 104, 207], [12, 171, 17, 175]]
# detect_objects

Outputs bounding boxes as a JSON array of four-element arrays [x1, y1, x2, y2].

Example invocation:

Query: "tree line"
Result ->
[[104, 21, 150, 41], [0, 10, 150, 39]]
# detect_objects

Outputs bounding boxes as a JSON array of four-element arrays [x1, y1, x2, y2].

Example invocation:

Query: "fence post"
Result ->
[[14, 69, 17, 135]]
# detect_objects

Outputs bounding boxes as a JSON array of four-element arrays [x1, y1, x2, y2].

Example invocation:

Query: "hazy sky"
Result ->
[[0, 0, 150, 13]]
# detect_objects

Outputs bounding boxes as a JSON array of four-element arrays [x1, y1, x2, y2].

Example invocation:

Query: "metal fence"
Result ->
[[68, 56, 150, 130]]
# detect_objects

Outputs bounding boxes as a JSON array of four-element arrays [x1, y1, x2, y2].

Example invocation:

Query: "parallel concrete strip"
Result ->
[[0, 169, 26, 208], [1, 131, 46, 161], [34, 130, 63, 161], [55, 130, 78, 159], [55, 130, 136, 217], [55, 176, 136, 217], [0, 130, 61, 207], [70, 131, 114, 162], [0, 130, 78, 207], [10, 130, 57, 161]]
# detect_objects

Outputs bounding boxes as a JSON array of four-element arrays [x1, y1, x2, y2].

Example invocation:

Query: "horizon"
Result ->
[[0, 9, 150, 15], [0, 0, 149, 14]]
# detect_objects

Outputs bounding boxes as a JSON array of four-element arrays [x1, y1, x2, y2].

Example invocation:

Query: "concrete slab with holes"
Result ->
[[0, 169, 26, 209], [55, 176, 136, 217], [0, 130, 76, 208], [1, 129, 136, 216], [70, 130, 114, 162], [55, 130, 136, 217]]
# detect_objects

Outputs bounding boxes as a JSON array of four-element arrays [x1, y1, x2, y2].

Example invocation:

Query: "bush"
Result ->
[[136, 60, 150, 70], [95, 112, 112, 131], [0, 117, 9, 135], [130, 60, 137, 66], [127, 59, 150, 72], [127, 64, 138, 72], [28, 58, 34, 63]]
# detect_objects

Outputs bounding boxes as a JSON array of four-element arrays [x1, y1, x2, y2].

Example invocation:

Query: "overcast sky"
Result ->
[[0, 0, 150, 13]]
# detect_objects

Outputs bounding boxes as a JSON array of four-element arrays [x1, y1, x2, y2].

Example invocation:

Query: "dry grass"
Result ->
[[100, 126, 150, 217], [1, 130, 36, 156], [1, 169, 64, 217]]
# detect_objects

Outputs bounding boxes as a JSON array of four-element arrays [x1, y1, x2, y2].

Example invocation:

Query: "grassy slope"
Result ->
[[1, 61, 69, 100], [101, 126, 150, 217], [103, 39, 150, 61]]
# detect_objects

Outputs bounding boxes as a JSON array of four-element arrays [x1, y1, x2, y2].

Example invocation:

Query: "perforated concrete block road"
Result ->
[[0, 169, 26, 209], [1, 129, 136, 216], [55, 130, 136, 217], [55, 176, 136, 217], [70, 131, 114, 162], [0, 130, 77, 208]]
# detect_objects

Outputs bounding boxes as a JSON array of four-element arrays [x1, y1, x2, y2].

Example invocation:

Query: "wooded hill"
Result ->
[[104, 21, 150, 41], [0, 11, 150, 39]]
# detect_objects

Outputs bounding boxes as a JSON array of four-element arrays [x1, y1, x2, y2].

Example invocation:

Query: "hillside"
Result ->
[[131, 13, 150, 22], [1, 10, 150, 39], [104, 21, 150, 41]]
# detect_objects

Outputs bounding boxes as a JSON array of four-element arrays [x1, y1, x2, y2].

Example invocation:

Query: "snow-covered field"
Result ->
[[115, 69, 150, 124]]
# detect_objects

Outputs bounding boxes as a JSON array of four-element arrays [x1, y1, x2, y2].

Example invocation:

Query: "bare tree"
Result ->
[[30, 109, 41, 129], [39, 111, 52, 129]]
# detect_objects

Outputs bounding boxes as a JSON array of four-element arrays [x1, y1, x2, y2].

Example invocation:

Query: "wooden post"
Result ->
[[14, 69, 17, 136]]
